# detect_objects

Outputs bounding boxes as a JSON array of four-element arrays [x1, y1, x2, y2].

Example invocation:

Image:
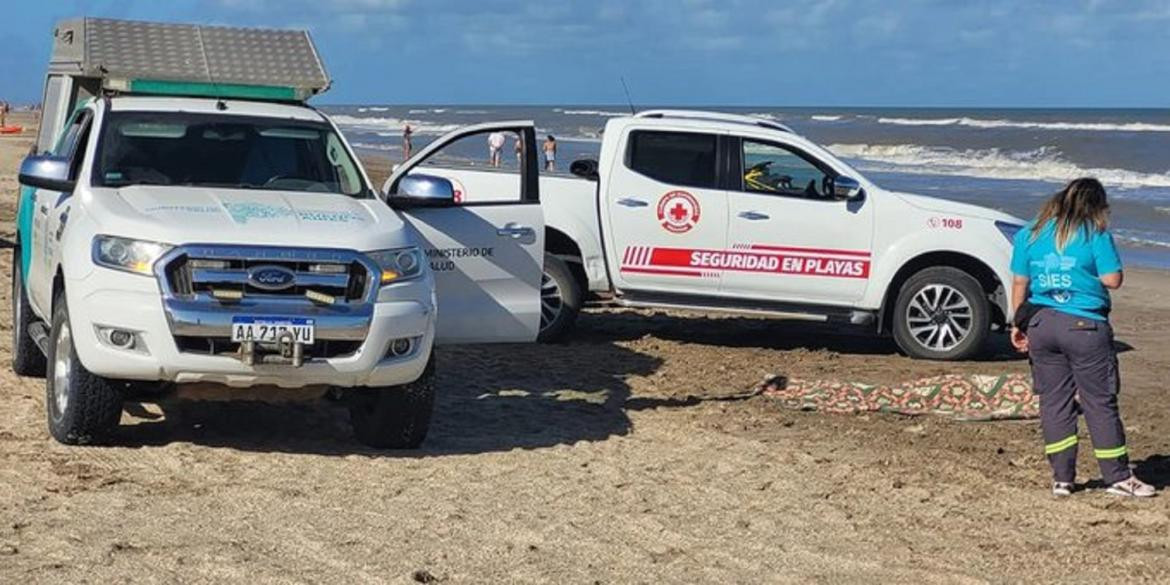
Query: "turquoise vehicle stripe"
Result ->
[[16, 185, 35, 276]]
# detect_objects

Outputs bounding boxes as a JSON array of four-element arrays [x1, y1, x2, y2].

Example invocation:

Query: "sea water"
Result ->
[[324, 105, 1170, 269]]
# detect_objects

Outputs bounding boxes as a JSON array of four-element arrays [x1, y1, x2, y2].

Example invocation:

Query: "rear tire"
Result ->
[[11, 248, 47, 377], [347, 356, 436, 449], [537, 253, 581, 342], [46, 294, 124, 445], [891, 267, 990, 361]]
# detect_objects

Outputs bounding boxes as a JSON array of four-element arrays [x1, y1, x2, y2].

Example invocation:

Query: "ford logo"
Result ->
[[248, 265, 296, 291]]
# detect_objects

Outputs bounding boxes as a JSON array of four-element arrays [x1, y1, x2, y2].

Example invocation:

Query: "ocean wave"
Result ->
[[330, 115, 462, 135], [560, 109, 628, 117], [1114, 230, 1170, 249], [877, 116, 1170, 133], [350, 141, 396, 151], [811, 115, 843, 121], [826, 143, 1170, 189], [357, 107, 389, 113]]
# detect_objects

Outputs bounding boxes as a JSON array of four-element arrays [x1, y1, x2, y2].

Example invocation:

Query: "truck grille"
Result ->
[[154, 245, 380, 362], [162, 253, 370, 302]]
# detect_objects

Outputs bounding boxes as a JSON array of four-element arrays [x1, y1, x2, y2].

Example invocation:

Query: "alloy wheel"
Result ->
[[904, 284, 973, 352], [539, 271, 564, 333], [52, 317, 73, 417]]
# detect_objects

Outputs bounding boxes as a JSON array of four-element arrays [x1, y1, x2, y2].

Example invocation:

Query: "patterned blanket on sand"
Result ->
[[757, 373, 1038, 421]]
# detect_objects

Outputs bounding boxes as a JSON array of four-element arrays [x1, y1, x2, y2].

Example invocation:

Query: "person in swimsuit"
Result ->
[[542, 135, 557, 171], [487, 131, 506, 167]]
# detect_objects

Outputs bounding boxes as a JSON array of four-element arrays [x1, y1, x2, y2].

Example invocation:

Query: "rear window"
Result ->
[[626, 130, 718, 189]]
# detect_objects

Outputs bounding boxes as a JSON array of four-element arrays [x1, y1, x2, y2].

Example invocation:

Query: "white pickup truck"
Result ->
[[425, 110, 1025, 360], [13, 18, 546, 447]]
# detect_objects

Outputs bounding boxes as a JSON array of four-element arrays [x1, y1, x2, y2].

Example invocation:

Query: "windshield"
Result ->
[[94, 112, 370, 197]]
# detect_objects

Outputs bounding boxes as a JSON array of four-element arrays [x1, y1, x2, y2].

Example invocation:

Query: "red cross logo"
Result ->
[[657, 191, 700, 233]]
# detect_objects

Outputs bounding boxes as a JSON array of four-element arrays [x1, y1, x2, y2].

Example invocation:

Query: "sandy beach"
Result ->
[[2, 112, 1169, 582]]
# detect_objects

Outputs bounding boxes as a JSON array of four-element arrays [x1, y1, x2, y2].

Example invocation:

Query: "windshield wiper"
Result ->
[[105, 179, 173, 187]]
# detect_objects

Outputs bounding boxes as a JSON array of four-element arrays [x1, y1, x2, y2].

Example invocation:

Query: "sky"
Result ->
[[1, 0, 1168, 108]]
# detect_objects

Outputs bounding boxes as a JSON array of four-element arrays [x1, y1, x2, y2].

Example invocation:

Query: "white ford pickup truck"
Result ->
[[424, 110, 1025, 360], [13, 18, 546, 447]]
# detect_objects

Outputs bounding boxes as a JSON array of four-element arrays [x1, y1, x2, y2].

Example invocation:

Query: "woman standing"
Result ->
[[1010, 178, 1154, 497], [401, 124, 413, 160]]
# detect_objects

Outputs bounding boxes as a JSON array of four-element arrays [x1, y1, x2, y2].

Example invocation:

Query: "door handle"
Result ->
[[616, 198, 648, 208], [738, 211, 770, 221], [497, 225, 535, 239]]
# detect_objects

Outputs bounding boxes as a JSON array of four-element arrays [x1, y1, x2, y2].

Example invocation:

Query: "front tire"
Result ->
[[347, 356, 436, 449], [891, 267, 990, 361], [537, 253, 581, 342], [11, 248, 47, 377], [46, 294, 124, 444]]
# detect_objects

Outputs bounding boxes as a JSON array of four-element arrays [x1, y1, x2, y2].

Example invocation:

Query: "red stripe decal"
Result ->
[[620, 267, 702, 277]]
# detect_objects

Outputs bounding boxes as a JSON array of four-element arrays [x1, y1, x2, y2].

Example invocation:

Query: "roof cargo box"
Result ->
[[36, 17, 331, 153], [50, 18, 330, 100]]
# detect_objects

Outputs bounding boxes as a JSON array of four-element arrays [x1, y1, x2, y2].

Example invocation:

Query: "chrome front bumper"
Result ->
[[165, 296, 373, 340]]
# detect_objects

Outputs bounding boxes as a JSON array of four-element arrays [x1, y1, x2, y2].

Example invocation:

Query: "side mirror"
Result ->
[[831, 175, 864, 201], [570, 159, 599, 182], [18, 155, 75, 193], [387, 173, 456, 208]]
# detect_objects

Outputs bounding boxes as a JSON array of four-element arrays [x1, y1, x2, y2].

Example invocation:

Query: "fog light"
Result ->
[[388, 337, 412, 357], [96, 326, 144, 353], [109, 329, 134, 348]]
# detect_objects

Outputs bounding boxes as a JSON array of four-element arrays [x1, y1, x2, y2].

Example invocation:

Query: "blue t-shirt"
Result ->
[[1010, 219, 1122, 321]]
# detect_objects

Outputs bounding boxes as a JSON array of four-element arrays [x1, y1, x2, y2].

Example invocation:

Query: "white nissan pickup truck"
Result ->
[[13, 18, 546, 447], [426, 110, 1025, 360]]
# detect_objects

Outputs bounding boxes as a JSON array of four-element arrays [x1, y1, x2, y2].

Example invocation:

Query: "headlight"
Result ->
[[91, 235, 172, 276], [995, 221, 1025, 244], [367, 246, 423, 285]]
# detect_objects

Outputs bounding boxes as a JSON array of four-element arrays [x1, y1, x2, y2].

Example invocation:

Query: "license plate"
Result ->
[[231, 317, 315, 345]]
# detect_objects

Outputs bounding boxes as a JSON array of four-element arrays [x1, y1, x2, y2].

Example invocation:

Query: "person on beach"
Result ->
[[402, 124, 413, 160], [514, 133, 524, 166], [1010, 177, 1155, 498], [1, 101, 9, 127], [487, 131, 506, 167], [543, 135, 557, 171]]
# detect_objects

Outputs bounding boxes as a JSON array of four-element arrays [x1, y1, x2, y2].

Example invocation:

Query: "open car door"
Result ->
[[384, 122, 544, 344]]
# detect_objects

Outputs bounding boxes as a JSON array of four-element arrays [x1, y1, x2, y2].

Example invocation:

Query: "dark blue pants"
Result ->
[[1027, 308, 1131, 484]]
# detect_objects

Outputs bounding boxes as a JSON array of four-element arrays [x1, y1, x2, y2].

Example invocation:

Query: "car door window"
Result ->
[[626, 130, 717, 188], [54, 110, 89, 159], [741, 139, 833, 200], [406, 129, 526, 204], [49, 109, 93, 184]]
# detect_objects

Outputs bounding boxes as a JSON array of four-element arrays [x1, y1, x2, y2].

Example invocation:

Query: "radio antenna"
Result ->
[[195, 26, 227, 110], [620, 77, 637, 115]]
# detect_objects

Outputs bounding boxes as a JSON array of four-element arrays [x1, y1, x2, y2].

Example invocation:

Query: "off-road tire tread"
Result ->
[[47, 296, 123, 445], [11, 248, 47, 377], [347, 356, 436, 449], [537, 253, 582, 343]]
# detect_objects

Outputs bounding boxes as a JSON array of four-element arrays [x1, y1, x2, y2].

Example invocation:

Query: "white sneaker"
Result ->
[[1052, 482, 1074, 497], [1106, 476, 1156, 498]]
